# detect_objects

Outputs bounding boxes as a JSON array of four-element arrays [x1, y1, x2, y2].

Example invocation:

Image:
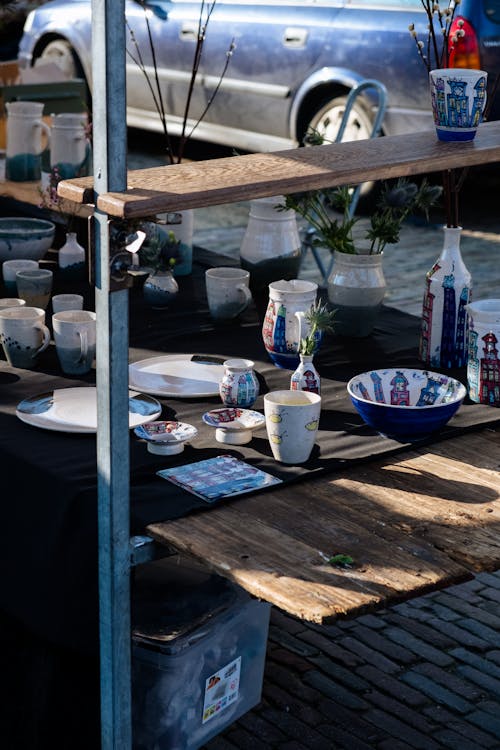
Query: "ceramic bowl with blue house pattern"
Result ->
[[347, 368, 466, 442]]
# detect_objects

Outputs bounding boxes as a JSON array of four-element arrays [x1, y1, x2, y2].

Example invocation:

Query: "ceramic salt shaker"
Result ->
[[219, 358, 259, 408]]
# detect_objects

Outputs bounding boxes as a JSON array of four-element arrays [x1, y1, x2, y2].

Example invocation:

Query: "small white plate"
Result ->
[[134, 420, 198, 455], [203, 407, 265, 445], [16, 387, 161, 433], [129, 354, 225, 397]]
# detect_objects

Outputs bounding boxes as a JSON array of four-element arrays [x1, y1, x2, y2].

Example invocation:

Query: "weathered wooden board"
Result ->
[[148, 429, 500, 624], [57, 120, 500, 218]]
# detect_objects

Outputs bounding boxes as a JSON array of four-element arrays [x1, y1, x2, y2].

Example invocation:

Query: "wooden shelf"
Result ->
[[57, 121, 500, 219]]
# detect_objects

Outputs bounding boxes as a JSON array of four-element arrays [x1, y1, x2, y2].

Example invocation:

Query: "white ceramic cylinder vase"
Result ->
[[290, 354, 320, 394], [419, 226, 472, 369], [58, 232, 86, 281], [240, 195, 302, 294], [157, 209, 194, 276], [327, 250, 386, 337], [465, 298, 500, 406]]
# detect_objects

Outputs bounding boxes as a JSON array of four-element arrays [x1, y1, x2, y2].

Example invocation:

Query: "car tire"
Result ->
[[36, 39, 80, 80], [304, 94, 379, 211]]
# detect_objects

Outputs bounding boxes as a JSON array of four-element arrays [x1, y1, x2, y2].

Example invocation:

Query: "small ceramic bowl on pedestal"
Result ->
[[134, 420, 198, 455], [202, 407, 265, 445]]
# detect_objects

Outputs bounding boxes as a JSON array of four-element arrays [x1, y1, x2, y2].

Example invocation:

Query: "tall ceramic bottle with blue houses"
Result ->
[[419, 226, 472, 370]]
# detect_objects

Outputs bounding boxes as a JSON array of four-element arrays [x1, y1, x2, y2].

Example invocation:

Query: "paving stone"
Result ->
[[467, 709, 500, 738], [266, 661, 320, 703], [451, 647, 500, 681], [203, 736, 240, 750], [316, 695, 384, 744], [270, 609, 309, 635], [303, 670, 370, 710], [481, 587, 500, 604], [382, 612, 457, 649], [356, 664, 428, 708], [362, 707, 442, 749], [266, 647, 315, 674], [352, 613, 386, 629], [259, 707, 332, 749], [423, 618, 491, 650], [430, 594, 500, 630], [414, 661, 485, 701], [477, 572, 500, 590], [455, 664, 500, 698], [268, 625, 320, 657], [307, 654, 371, 692], [298, 629, 364, 667], [401, 670, 474, 714], [340, 634, 400, 674], [382, 626, 455, 667], [317, 722, 378, 750], [455, 618, 500, 647], [363, 688, 438, 734], [349, 624, 416, 664], [487, 649, 500, 666], [433, 729, 491, 750], [236, 711, 288, 745], [423, 705, 500, 748], [221, 727, 271, 750], [426, 602, 462, 621], [263, 683, 324, 727]]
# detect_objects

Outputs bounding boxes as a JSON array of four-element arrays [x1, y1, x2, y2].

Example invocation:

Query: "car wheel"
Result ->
[[305, 94, 374, 144], [36, 39, 80, 80], [304, 94, 379, 210]]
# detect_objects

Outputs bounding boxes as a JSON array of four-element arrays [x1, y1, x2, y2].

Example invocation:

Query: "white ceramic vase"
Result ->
[[465, 298, 500, 406], [143, 269, 179, 309], [240, 195, 302, 294], [419, 226, 472, 369], [290, 354, 321, 394], [157, 209, 194, 276], [58, 232, 86, 281], [327, 250, 386, 337]]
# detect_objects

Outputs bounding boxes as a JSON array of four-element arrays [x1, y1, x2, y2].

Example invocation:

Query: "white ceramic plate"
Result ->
[[128, 354, 225, 397], [16, 387, 162, 433]]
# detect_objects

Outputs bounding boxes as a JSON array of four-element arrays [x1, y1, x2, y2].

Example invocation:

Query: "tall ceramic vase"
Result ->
[[58, 231, 86, 281], [327, 250, 386, 337], [157, 210, 194, 276], [240, 195, 302, 298], [419, 226, 472, 369]]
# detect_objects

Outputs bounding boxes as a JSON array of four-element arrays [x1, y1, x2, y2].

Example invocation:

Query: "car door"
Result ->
[[125, 0, 210, 143]]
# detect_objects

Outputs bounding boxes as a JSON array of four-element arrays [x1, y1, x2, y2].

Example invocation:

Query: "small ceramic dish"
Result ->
[[202, 407, 266, 445], [134, 420, 198, 455]]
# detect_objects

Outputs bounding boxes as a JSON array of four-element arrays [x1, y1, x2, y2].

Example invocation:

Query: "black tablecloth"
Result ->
[[1, 247, 499, 653]]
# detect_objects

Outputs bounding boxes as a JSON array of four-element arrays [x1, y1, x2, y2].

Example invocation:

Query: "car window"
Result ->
[[485, 1, 500, 24]]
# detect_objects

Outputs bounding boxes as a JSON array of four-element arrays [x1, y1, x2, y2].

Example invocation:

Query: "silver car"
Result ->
[[18, 0, 500, 153]]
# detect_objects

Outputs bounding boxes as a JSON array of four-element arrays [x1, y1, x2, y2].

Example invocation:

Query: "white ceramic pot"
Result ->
[[327, 250, 386, 337], [262, 278, 318, 369]]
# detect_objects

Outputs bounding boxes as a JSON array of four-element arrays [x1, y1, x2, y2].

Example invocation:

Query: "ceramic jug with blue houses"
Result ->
[[262, 279, 318, 369], [419, 226, 472, 370]]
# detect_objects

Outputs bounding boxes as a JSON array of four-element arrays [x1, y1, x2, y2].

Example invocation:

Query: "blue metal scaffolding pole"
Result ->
[[91, 0, 132, 747]]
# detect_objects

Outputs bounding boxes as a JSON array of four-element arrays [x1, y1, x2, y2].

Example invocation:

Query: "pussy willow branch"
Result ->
[[127, 0, 235, 165]]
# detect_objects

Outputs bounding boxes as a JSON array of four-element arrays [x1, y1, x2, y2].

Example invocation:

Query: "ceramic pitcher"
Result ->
[[262, 279, 318, 369], [465, 298, 500, 406], [5, 101, 51, 182], [50, 112, 91, 179]]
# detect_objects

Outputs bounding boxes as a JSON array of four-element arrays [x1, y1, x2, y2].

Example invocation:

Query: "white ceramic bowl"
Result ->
[[0, 218, 56, 263]]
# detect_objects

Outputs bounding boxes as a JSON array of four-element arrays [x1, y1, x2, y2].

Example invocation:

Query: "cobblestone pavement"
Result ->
[[129, 135, 500, 749]]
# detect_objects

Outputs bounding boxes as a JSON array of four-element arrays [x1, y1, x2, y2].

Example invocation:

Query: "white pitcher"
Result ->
[[5, 101, 51, 182], [465, 298, 500, 406], [50, 112, 91, 179], [262, 279, 318, 369]]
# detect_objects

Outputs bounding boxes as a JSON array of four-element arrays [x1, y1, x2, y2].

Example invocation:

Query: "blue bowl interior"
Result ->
[[0, 218, 56, 239], [347, 368, 466, 440]]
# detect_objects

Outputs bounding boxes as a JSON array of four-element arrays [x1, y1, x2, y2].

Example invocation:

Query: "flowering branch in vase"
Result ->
[[126, 0, 236, 165]]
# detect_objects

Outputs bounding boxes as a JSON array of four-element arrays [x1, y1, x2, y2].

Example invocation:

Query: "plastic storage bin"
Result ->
[[131, 556, 271, 750]]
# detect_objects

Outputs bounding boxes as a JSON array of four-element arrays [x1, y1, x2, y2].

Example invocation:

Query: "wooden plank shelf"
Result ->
[[57, 120, 500, 219]]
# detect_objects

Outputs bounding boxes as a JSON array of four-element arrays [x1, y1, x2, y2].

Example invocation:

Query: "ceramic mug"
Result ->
[[0, 297, 26, 309], [52, 309, 96, 375], [429, 68, 488, 142], [0, 305, 50, 368], [5, 101, 51, 181], [264, 389, 321, 464], [52, 293, 84, 314], [50, 112, 91, 179], [205, 267, 252, 320], [2, 259, 39, 294], [15, 268, 53, 310]]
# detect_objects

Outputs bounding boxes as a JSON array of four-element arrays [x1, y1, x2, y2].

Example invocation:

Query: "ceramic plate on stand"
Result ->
[[16, 387, 162, 433], [134, 420, 198, 455], [129, 354, 225, 397], [203, 407, 266, 445]]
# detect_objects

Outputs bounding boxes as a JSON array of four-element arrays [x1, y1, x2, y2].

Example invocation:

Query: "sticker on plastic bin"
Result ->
[[202, 656, 241, 724]]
